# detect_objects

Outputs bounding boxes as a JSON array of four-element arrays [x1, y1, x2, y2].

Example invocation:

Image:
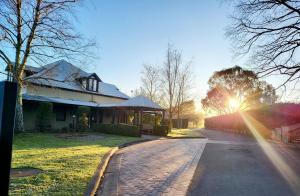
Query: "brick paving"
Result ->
[[98, 139, 207, 196]]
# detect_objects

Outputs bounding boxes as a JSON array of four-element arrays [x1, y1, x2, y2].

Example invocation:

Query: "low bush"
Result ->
[[36, 102, 53, 132], [153, 125, 169, 136], [92, 123, 140, 137], [77, 106, 90, 131]]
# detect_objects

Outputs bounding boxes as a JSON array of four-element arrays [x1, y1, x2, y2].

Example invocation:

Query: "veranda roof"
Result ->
[[23, 94, 164, 111], [101, 96, 164, 110], [23, 94, 98, 107]]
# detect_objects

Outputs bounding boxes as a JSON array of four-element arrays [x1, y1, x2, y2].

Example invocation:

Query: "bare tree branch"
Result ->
[[0, 0, 95, 132], [227, 0, 300, 88]]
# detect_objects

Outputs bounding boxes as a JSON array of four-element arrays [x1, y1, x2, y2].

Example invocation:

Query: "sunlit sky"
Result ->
[[75, 0, 239, 100], [1, 0, 299, 103]]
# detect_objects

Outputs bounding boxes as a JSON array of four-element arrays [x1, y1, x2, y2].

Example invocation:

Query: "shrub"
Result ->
[[61, 127, 69, 132], [36, 102, 53, 131], [153, 125, 169, 136], [127, 114, 134, 125], [77, 106, 90, 131], [92, 123, 140, 137], [155, 114, 162, 126]]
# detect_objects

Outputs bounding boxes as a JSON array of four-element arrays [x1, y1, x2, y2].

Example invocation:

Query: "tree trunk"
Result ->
[[14, 85, 24, 132], [177, 111, 180, 129], [169, 110, 173, 130]]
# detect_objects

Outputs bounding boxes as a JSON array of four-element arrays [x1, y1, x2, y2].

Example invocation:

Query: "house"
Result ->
[[15, 60, 164, 131]]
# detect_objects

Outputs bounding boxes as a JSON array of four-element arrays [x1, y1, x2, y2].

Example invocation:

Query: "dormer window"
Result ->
[[93, 79, 97, 91], [82, 79, 87, 88], [88, 78, 93, 91], [80, 76, 99, 92], [79, 73, 101, 92]]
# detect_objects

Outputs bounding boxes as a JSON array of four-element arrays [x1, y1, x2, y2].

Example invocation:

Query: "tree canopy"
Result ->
[[202, 66, 277, 116]]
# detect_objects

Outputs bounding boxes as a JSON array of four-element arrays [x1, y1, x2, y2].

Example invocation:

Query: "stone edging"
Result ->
[[85, 139, 152, 196]]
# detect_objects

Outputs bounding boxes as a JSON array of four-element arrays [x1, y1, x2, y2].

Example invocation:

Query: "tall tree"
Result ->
[[161, 44, 193, 129], [202, 66, 277, 115], [201, 87, 229, 115], [227, 0, 300, 87], [161, 44, 181, 129], [174, 100, 204, 128], [175, 64, 192, 128], [0, 0, 94, 132], [140, 64, 160, 102]]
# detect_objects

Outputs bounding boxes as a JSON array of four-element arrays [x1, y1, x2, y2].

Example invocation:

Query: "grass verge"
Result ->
[[168, 128, 203, 138], [9, 132, 140, 195]]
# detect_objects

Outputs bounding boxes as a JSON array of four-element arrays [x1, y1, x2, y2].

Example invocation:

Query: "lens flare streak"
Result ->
[[240, 112, 300, 194]]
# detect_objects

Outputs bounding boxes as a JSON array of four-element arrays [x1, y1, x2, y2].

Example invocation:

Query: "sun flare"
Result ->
[[228, 98, 241, 111]]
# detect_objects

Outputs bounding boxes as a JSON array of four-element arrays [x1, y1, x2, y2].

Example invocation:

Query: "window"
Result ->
[[56, 108, 66, 121], [83, 77, 98, 92], [88, 78, 93, 91], [93, 80, 97, 91], [82, 79, 86, 88]]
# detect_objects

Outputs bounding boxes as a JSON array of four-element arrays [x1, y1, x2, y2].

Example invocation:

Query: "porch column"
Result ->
[[116, 110, 120, 124], [140, 109, 144, 126], [162, 110, 165, 124], [135, 110, 139, 126], [112, 110, 116, 124]]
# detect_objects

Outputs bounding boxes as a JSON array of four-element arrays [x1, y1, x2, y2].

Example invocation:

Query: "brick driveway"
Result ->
[[98, 139, 207, 196]]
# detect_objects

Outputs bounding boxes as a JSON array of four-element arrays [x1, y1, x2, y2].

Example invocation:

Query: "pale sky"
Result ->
[[74, 0, 240, 101], [74, 0, 299, 102], [1, 0, 299, 103]]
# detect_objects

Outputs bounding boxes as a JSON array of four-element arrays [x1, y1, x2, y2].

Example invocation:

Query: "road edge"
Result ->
[[85, 138, 152, 196]]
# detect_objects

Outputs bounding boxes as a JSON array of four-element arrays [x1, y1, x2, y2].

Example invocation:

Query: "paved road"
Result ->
[[188, 129, 300, 196], [98, 129, 300, 196], [97, 138, 207, 196]]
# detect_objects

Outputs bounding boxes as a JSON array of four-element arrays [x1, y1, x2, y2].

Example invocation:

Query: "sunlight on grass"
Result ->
[[168, 129, 203, 138], [10, 133, 140, 195]]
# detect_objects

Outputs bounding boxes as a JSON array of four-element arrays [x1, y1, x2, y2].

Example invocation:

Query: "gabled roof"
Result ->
[[77, 72, 102, 82], [25, 60, 129, 99], [5, 63, 41, 73], [24, 65, 41, 73]]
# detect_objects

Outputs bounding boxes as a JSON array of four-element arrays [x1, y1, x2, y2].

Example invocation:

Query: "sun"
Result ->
[[228, 98, 241, 111]]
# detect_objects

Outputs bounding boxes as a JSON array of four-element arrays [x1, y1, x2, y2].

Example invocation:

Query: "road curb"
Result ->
[[85, 139, 152, 196], [165, 136, 206, 139], [85, 147, 118, 196], [119, 139, 152, 148]]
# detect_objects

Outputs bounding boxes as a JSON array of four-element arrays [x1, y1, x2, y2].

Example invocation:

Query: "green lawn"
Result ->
[[168, 128, 203, 138], [10, 132, 140, 195]]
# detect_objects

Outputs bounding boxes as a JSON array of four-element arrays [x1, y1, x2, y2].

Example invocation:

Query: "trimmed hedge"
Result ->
[[153, 125, 169, 136], [92, 123, 140, 137]]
